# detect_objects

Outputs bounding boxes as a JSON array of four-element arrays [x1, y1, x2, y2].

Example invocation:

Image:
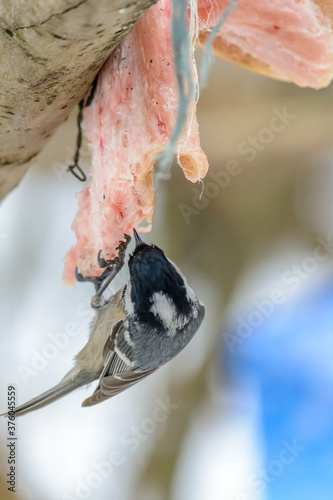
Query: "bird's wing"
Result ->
[[82, 318, 157, 407], [81, 368, 157, 406]]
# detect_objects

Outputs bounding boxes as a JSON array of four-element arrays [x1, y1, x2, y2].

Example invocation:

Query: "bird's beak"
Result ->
[[133, 228, 144, 247]]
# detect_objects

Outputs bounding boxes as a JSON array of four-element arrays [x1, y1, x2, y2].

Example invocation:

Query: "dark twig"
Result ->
[[67, 74, 99, 182]]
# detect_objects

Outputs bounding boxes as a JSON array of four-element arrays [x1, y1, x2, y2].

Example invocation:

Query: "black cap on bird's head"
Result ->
[[129, 229, 192, 318], [129, 228, 167, 273]]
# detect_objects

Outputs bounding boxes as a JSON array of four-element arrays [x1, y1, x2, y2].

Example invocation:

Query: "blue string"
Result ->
[[158, 0, 195, 178], [157, 0, 238, 180]]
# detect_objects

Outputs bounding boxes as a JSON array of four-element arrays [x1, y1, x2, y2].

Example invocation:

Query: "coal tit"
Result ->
[[11, 230, 205, 415]]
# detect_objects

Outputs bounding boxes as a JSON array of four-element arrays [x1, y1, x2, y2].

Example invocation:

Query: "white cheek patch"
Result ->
[[150, 292, 177, 328], [185, 284, 196, 302], [124, 282, 134, 315], [150, 291, 188, 335]]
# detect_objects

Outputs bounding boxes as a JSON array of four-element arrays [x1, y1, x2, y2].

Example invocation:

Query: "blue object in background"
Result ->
[[222, 279, 333, 500]]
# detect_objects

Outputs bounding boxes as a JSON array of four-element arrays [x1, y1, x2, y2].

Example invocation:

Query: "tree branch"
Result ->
[[0, 0, 156, 200]]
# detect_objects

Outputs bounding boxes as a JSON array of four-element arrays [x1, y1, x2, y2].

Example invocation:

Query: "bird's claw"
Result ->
[[97, 250, 110, 269], [75, 267, 91, 283], [97, 234, 131, 270], [75, 266, 108, 293], [76, 234, 131, 298]]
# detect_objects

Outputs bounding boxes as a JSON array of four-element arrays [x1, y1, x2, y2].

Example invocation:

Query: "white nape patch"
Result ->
[[114, 346, 133, 367], [124, 329, 136, 347], [124, 282, 134, 314], [150, 291, 188, 335]]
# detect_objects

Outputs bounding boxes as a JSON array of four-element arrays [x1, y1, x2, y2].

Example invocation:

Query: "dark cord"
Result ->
[[67, 101, 86, 181], [67, 74, 99, 182]]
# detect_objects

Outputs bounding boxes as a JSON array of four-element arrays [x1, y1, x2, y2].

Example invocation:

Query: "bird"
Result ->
[[10, 229, 205, 415]]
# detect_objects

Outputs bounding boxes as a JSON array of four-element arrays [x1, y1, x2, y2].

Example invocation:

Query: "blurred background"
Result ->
[[1, 47, 333, 500]]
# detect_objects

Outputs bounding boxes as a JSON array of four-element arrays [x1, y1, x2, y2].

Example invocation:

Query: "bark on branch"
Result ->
[[0, 0, 156, 200]]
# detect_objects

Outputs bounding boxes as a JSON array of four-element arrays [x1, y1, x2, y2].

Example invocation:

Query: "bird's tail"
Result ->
[[6, 373, 90, 417]]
